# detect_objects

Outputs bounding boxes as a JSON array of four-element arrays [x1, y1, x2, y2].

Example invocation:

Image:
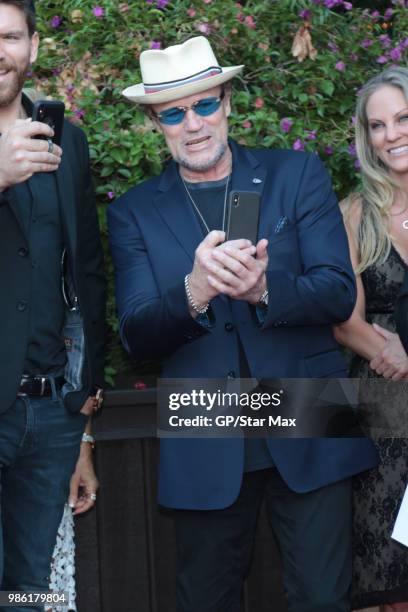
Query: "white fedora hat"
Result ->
[[122, 36, 244, 105]]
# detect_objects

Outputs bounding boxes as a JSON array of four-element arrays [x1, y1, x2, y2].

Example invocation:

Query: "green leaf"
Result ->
[[321, 80, 335, 97]]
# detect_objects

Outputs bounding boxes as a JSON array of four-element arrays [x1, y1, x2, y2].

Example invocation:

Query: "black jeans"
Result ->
[[0, 394, 87, 611], [174, 467, 352, 612]]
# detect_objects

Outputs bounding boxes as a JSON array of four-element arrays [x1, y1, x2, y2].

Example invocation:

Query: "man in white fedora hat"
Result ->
[[108, 36, 378, 611]]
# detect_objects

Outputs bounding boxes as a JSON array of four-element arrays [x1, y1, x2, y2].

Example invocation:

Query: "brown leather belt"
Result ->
[[18, 375, 65, 397]]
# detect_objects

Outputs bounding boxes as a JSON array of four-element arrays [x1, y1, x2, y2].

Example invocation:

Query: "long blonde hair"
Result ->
[[349, 66, 408, 274]]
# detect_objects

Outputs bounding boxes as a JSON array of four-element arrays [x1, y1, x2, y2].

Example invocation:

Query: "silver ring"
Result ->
[[47, 138, 54, 154], [89, 493, 97, 501]]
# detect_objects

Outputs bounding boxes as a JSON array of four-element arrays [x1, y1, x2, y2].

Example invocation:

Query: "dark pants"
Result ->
[[0, 394, 87, 612], [174, 468, 352, 612]]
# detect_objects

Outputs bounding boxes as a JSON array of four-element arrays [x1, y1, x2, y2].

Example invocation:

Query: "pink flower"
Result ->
[[328, 41, 338, 53], [157, 0, 169, 7], [242, 120, 252, 129], [354, 159, 361, 170], [245, 15, 256, 29], [236, 12, 245, 23], [324, 146, 334, 155], [384, 8, 393, 19], [187, 6, 196, 16], [298, 9, 311, 19], [335, 61, 346, 71], [390, 47, 402, 61], [150, 40, 161, 49], [74, 108, 85, 119], [371, 10, 380, 18], [306, 130, 317, 140], [376, 55, 388, 64], [343, 1, 353, 9], [361, 38, 373, 48], [203, 0, 212, 3], [280, 118, 293, 133], [350, 52, 358, 61], [379, 34, 391, 48], [92, 6, 104, 18], [107, 191, 115, 200], [348, 142, 356, 157], [254, 97, 264, 109], [293, 139, 305, 151], [197, 22, 211, 34], [51, 15, 62, 28]]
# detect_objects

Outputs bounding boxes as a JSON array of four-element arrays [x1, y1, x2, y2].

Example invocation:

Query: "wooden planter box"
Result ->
[[75, 389, 287, 612]]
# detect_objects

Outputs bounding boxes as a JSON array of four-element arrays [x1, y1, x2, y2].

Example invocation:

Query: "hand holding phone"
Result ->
[[0, 116, 62, 189]]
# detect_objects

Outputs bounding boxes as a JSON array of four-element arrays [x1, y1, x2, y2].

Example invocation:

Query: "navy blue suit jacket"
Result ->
[[108, 140, 378, 509]]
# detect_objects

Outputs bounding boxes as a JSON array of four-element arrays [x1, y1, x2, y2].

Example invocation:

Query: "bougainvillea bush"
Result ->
[[32, 0, 408, 383]]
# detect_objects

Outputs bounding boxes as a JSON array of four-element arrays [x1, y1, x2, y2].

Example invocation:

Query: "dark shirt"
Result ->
[[184, 176, 228, 234], [10, 95, 66, 376], [184, 177, 274, 472]]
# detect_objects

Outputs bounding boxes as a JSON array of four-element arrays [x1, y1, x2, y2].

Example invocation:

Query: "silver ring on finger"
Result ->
[[47, 138, 54, 154], [89, 493, 97, 501]]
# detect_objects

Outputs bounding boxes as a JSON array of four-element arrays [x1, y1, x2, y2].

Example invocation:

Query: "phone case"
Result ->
[[226, 190, 261, 244], [32, 100, 65, 146]]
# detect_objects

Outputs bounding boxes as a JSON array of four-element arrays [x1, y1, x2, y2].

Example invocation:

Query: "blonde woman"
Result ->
[[335, 67, 408, 611]]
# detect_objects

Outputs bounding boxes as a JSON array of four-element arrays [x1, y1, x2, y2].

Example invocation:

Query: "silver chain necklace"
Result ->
[[181, 173, 230, 234]]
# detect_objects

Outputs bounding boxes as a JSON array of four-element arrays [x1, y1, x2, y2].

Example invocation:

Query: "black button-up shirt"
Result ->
[[10, 95, 66, 376]]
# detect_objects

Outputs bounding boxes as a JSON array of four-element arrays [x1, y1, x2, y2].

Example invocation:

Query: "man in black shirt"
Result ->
[[0, 1, 106, 606]]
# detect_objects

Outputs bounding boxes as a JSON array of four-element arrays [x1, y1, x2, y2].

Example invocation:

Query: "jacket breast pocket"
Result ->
[[304, 349, 347, 378], [268, 226, 302, 274], [268, 224, 297, 246]]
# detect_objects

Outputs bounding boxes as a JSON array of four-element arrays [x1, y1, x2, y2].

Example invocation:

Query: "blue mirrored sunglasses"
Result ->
[[155, 91, 225, 125]]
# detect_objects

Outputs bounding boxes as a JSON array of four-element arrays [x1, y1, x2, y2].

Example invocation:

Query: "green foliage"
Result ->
[[32, 0, 408, 384]]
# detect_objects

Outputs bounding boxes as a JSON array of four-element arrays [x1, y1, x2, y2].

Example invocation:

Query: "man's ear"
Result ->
[[30, 32, 39, 64]]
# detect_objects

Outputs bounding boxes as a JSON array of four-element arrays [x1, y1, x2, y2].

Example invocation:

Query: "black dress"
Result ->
[[350, 245, 408, 609]]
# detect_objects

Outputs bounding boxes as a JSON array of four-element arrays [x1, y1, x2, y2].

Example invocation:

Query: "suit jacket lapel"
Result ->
[[6, 186, 28, 238], [55, 136, 77, 258], [229, 140, 268, 239], [153, 160, 205, 263]]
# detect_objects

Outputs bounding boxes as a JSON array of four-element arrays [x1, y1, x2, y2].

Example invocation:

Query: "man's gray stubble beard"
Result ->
[[176, 142, 227, 173]]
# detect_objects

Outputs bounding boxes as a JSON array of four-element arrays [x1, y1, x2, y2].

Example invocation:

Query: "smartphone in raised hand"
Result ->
[[226, 190, 261, 245], [32, 100, 65, 146]]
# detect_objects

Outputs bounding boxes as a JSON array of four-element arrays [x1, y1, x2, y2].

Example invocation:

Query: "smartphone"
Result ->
[[32, 100, 65, 146], [226, 190, 261, 244]]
